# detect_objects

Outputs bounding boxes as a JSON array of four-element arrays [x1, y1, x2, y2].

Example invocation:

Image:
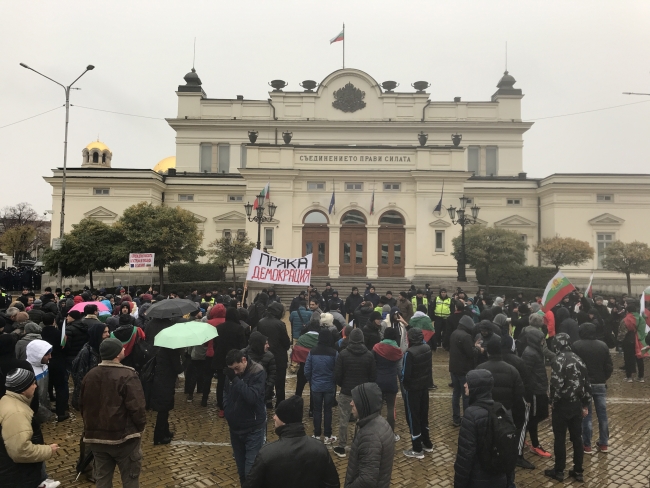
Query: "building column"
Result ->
[[292, 224, 303, 257], [405, 224, 417, 279], [366, 224, 379, 279], [328, 224, 341, 278]]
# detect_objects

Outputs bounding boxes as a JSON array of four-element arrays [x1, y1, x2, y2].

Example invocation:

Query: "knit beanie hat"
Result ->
[[5, 368, 35, 393], [68, 310, 83, 320], [99, 338, 123, 360], [349, 328, 364, 343], [275, 395, 303, 424], [399, 292, 408, 299], [369, 311, 382, 322]]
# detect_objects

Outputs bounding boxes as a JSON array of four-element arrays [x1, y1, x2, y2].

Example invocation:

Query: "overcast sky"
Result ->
[[1, 0, 649, 216]]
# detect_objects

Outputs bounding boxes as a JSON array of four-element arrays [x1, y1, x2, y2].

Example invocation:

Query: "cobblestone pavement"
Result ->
[[43, 349, 650, 487]]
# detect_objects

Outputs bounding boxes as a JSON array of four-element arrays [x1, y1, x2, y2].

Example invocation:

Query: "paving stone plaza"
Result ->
[[41, 335, 650, 488]]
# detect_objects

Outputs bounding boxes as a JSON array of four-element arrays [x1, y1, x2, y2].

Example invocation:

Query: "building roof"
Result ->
[[153, 156, 176, 172], [85, 140, 110, 152]]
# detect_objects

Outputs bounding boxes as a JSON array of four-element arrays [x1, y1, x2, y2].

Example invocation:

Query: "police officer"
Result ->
[[433, 288, 452, 348], [411, 289, 428, 312]]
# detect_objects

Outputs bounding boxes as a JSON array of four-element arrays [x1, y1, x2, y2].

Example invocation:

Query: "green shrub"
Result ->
[[476, 265, 557, 289], [164, 281, 244, 295], [168, 263, 225, 283]]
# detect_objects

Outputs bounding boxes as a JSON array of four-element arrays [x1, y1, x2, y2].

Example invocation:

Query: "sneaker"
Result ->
[[544, 469, 565, 481], [332, 446, 346, 458], [403, 449, 425, 459], [324, 436, 337, 445], [641, 345, 650, 354], [394, 434, 401, 442], [186, 394, 193, 402], [311, 434, 321, 441], [38, 480, 61, 488], [516, 457, 535, 469], [626, 377, 634, 383], [583, 445, 593, 455], [596, 442, 608, 453], [218, 409, 225, 418], [530, 445, 552, 458], [422, 440, 434, 453], [638, 378, 645, 383], [568, 470, 584, 482]]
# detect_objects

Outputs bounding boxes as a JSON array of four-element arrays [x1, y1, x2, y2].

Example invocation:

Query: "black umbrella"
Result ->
[[145, 298, 199, 319], [75, 438, 94, 481]]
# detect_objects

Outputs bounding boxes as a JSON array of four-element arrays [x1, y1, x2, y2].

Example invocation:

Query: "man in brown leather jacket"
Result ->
[[80, 338, 146, 487]]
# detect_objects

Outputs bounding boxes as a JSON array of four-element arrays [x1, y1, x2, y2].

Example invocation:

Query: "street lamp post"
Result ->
[[244, 194, 277, 250], [20, 62, 94, 288], [447, 196, 480, 282]]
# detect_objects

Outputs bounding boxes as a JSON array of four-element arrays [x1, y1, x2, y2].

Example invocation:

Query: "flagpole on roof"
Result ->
[[343, 23, 345, 69]]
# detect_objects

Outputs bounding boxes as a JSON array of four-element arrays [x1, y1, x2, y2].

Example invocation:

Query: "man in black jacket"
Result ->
[[242, 331, 276, 410], [63, 310, 88, 372], [401, 328, 433, 459], [573, 323, 612, 455], [333, 329, 376, 458], [344, 287, 363, 323], [453, 369, 509, 487], [256, 302, 290, 407], [448, 315, 476, 427], [362, 312, 383, 351], [321, 283, 334, 312], [353, 302, 373, 329], [327, 290, 345, 317], [243, 396, 339, 488]]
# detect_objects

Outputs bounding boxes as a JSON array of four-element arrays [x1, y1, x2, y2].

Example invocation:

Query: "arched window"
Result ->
[[379, 211, 404, 226], [304, 211, 328, 224], [92, 152, 99, 163], [102, 153, 106, 163], [341, 210, 366, 225]]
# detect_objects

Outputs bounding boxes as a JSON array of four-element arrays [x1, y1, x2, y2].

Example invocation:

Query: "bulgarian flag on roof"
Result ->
[[541, 271, 576, 312], [253, 182, 270, 209], [330, 29, 344, 44]]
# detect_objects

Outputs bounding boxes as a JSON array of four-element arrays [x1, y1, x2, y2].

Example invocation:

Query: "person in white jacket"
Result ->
[[25, 340, 54, 423]]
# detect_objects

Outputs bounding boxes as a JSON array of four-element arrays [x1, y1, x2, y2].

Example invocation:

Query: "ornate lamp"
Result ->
[[471, 204, 480, 220], [268, 202, 277, 218], [244, 201, 253, 218], [256, 193, 265, 209], [460, 196, 469, 210], [447, 205, 456, 221]]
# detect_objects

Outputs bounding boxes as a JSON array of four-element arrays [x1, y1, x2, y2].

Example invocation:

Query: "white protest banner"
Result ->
[[246, 248, 312, 286], [129, 253, 155, 268]]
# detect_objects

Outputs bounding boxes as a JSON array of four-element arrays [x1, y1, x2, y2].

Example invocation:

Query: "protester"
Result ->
[[15, 322, 42, 361], [289, 300, 312, 341], [80, 338, 146, 488], [573, 321, 613, 454], [212, 306, 246, 411], [333, 329, 376, 458], [0, 367, 59, 488], [353, 301, 374, 329], [344, 382, 395, 488], [397, 292, 414, 322], [223, 348, 266, 485], [545, 333, 591, 483], [71, 323, 109, 410], [40, 314, 69, 421], [257, 302, 290, 407], [242, 331, 276, 410], [305, 329, 338, 443], [243, 395, 340, 488], [449, 315, 476, 427], [363, 311, 383, 350], [618, 301, 645, 382], [453, 369, 509, 488], [63, 310, 88, 371], [372, 327, 403, 439], [25, 340, 53, 423]]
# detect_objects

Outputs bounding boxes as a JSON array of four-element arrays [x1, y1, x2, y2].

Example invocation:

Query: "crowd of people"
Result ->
[[0, 281, 647, 487]]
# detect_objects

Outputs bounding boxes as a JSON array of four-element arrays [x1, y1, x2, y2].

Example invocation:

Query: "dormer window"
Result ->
[[92, 152, 99, 163], [102, 153, 106, 163]]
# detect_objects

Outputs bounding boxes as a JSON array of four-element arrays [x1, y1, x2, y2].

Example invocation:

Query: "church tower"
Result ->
[[82, 140, 112, 168]]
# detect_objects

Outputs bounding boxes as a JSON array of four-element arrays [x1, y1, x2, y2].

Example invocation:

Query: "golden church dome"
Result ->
[[85, 140, 110, 152], [154, 156, 176, 173]]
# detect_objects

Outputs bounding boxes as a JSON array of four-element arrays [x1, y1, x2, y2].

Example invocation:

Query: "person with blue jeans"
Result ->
[[573, 321, 613, 454], [448, 315, 477, 427], [223, 348, 267, 485], [305, 328, 338, 443]]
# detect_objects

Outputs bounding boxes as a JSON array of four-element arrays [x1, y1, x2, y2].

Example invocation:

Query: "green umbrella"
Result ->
[[154, 321, 218, 349]]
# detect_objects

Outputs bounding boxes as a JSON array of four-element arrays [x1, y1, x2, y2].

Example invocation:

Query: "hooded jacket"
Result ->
[[476, 353, 525, 413], [334, 330, 376, 396], [305, 329, 338, 393], [454, 369, 508, 488], [493, 314, 509, 338], [213, 311, 247, 370], [243, 421, 340, 488], [449, 316, 477, 376], [223, 359, 267, 434], [401, 328, 432, 391], [64, 318, 89, 358], [243, 331, 276, 402], [353, 303, 374, 329], [556, 307, 580, 344], [573, 323, 613, 385], [521, 328, 548, 398], [206, 304, 227, 358], [257, 303, 291, 369], [25, 340, 53, 423], [248, 293, 269, 329], [345, 292, 363, 319], [345, 383, 395, 488], [372, 339, 403, 394], [14, 323, 42, 361], [71, 323, 106, 410], [550, 333, 591, 406]]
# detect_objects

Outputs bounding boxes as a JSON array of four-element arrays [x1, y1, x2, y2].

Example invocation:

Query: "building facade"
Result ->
[[44, 68, 650, 289]]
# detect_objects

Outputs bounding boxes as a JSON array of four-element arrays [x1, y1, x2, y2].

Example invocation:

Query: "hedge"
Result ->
[[164, 281, 245, 295], [168, 263, 225, 283], [476, 265, 557, 290]]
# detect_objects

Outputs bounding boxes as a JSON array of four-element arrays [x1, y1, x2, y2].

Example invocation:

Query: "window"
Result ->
[[264, 228, 273, 248], [307, 182, 326, 191], [200, 144, 212, 173], [218, 144, 230, 174], [92, 152, 99, 163], [435, 230, 445, 252], [486, 146, 498, 176], [468, 146, 479, 174], [345, 182, 363, 191], [597, 194, 613, 203], [93, 188, 109, 195], [507, 198, 521, 206], [520, 234, 528, 244], [237, 229, 246, 240], [383, 183, 400, 191], [240, 144, 247, 169], [228, 195, 243, 202], [379, 211, 404, 225], [102, 153, 106, 163], [341, 210, 366, 225], [178, 194, 194, 201], [304, 211, 328, 224], [223, 229, 232, 240], [465, 198, 474, 205], [597, 233, 614, 268]]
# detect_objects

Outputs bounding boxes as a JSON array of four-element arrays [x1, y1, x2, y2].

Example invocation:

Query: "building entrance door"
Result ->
[[378, 211, 406, 277], [339, 210, 367, 276], [302, 211, 329, 276]]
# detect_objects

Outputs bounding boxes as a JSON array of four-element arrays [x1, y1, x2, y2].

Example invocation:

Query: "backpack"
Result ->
[[474, 401, 518, 476], [130, 337, 153, 372]]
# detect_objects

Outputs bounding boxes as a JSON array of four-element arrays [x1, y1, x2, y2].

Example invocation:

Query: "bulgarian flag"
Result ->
[[585, 272, 594, 298], [330, 29, 344, 44], [541, 271, 576, 312], [60, 322, 66, 348], [253, 182, 270, 209]]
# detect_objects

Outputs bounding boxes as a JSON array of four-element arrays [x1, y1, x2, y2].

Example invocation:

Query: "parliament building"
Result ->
[[44, 67, 650, 290]]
